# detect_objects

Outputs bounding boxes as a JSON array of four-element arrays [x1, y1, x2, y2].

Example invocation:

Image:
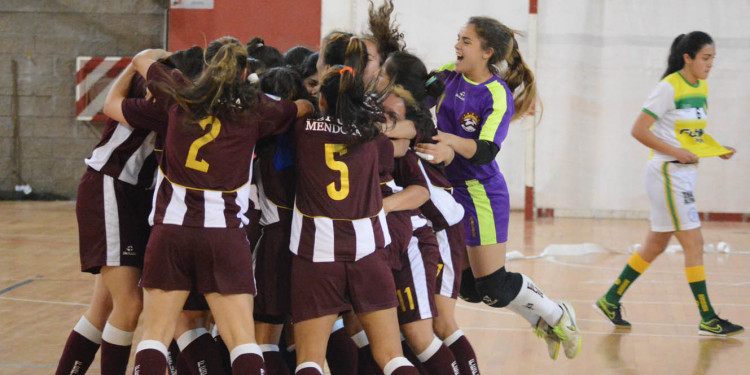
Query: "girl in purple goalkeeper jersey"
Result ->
[[415, 17, 581, 361]]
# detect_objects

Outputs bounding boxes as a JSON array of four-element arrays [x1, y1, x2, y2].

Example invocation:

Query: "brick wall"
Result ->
[[0, 0, 166, 199]]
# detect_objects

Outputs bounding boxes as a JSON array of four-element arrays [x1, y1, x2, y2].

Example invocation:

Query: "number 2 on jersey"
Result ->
[[325, 143, 349, 200], [186, 117, 221, 173]]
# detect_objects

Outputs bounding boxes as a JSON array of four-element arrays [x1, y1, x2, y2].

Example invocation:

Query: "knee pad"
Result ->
[[474, 267, 523, 308], [458, 268, 483, 303]]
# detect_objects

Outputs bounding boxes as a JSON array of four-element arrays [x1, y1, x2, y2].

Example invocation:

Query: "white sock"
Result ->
[[102, 322, 134, 346], [507, 301, 542, 327], [508, 274, 563, 326], [331, 317, 345, 333], [176, 327, 207, 351], [417, 337, 443, 363], [350, 330, 370, 349], [230, 343, 263, 364], [295, 361, 323, 374], [384, 357, 414, 375], [260, 344, 279, 352], [73, 316, 102, 344], [136, 340, 169, 357], [443, 329, 464, 347], [210, 323, 220, 338]]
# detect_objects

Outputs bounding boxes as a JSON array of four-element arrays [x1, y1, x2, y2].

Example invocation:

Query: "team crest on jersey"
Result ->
[[460, 112, 480, 132]]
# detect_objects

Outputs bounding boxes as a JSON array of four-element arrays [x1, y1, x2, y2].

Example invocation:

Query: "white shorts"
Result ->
[[645, 160, 701, 232]]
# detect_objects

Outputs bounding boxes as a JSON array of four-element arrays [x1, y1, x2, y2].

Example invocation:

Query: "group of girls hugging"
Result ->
[[55, 1, 583, 374]]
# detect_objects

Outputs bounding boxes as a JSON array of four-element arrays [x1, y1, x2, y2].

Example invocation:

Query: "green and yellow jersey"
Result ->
[[642, 71, 730, 160]]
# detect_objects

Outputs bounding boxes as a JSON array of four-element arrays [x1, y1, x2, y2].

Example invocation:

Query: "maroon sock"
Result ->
[[295, 368, 322, 375], [231, 353, 266, 375], [55, 330, 100, 375], [448, 335, 480, 375], [421, 344, 459, 375], [401, 341, 428, 375], [283, 346, 297, 374], [325, 329, 359, 375], [167, 340, 179, 375], [101, 340, 132, 375], [391, 366, 420, 375], [263, 350, 290, 375], [176, 333, 225, 375], [133, 348, 168, 375], [213, 335, 232, 374], [357, 344, 382, 375]]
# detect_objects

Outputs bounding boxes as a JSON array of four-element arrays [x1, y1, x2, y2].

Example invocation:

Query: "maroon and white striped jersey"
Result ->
[[392, 150, 430, 230], [85, 119, 158, 188], [86, 75, 158, 188], [418, 160, 465, 231], [290, 117, 391, 262], [123, 64, 298, 228], [255, 121, 299, 226]]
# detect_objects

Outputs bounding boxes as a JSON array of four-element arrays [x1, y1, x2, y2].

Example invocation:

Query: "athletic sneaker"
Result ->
[[594, 296, 631, 328], [699, 317, 744, 337], [533, 318, 560, 360], [551, 302, 582, 359]]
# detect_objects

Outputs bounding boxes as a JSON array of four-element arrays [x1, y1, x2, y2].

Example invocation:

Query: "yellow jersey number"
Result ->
[[185, 117, 221, 173], [396, 287, 415, 312], [325, 143, 349, 200]]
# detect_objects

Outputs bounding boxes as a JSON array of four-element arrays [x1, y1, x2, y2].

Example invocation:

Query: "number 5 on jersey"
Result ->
[[186, 117, 221, 173], [325, 143, 349, 200]]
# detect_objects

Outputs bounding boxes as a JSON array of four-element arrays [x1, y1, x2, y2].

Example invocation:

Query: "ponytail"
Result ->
[[365, 0, 405, 62], [503, 37, 536, 121], [468, 16, 538, 121], [151, 37, 257, 126], [662, 31, 713, 79], [424, 71, 445, 102], [319, 66, 380, 145]]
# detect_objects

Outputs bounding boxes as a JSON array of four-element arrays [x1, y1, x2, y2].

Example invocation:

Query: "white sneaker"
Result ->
[[534, 318, 560, 360], [551, 302, 582, 359]]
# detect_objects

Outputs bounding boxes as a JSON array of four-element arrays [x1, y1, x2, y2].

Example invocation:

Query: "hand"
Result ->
[[719, 146, 736, 160], [414, 141, 455, 165], [672, 148, 698, 164]]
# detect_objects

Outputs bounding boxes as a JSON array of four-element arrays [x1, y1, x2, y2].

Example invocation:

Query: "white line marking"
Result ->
[[0, 296, 88, 306]]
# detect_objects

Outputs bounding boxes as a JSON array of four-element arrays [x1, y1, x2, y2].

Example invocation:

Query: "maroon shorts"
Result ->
[[253, 212, 293, 324], [393, 225, 439, 325], [290, 249, 398, 323], [76, 168, 152, 274], [385, 211, 414, 271], [434, 223, 466, 299], [141, 224, 256, 295], [183, 291, 209, 311], [245, 206, 262, 253]]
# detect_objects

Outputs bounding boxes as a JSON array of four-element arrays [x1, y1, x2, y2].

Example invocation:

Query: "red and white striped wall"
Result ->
[[75, 57, 132, 122]]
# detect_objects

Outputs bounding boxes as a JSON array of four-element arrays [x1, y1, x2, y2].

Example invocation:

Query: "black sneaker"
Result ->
[[594, 296, 631, 328], [699, 317, 744, 336]]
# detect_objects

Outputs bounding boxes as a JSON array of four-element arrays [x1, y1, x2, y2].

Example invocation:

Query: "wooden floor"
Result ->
[[1, 201, 748, 374]]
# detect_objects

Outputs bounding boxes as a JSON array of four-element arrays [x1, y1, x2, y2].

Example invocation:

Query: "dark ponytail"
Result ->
[[318, 66, 380, 145], [245, 36, 284, 70], [662, 31, 713, 79]]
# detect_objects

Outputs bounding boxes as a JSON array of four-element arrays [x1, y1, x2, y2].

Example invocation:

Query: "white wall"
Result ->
[[321, 0, 750, 216]]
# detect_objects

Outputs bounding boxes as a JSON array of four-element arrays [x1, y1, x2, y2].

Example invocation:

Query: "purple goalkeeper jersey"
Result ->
[[435, 62, 513, 186]]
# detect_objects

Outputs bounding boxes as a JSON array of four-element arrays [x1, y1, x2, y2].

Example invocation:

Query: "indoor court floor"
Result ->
[[1, 201, 748, 374]]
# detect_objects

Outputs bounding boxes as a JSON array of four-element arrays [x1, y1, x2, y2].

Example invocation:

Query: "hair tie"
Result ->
[[425, 76, 438, 87], [339, 66, 355, 77]]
